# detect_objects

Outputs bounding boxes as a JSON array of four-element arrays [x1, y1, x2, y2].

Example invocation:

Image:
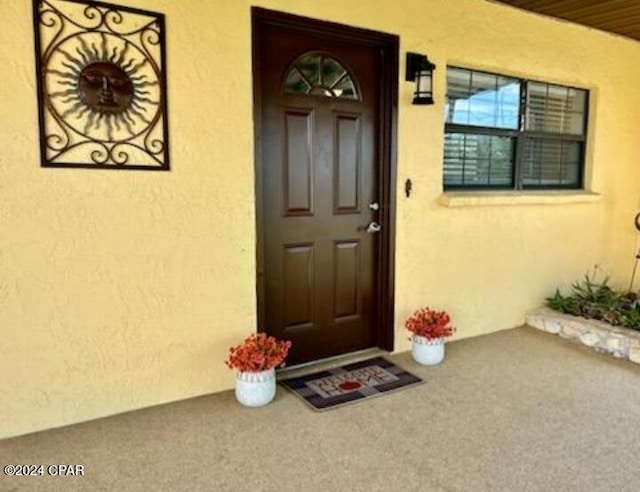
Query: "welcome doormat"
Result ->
[[279, 356, 424, 411]]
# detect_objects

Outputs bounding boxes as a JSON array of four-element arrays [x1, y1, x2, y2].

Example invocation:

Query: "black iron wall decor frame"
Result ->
[[32, 0, 170, 170]]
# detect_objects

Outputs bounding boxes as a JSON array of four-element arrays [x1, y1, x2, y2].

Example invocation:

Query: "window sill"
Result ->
[[439, 190, 602, 207]]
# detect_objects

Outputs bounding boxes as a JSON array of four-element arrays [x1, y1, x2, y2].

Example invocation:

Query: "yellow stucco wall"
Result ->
[[1, 0, 639, 438]]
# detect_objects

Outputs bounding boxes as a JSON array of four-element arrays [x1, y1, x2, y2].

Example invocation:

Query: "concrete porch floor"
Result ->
[[1, 326, 639, 492]]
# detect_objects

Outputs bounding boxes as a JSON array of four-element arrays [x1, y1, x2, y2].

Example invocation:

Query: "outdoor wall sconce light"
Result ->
[[405, 52, 436, 105]]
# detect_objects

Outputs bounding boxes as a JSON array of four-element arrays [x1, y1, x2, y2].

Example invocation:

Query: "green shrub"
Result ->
[[545, 272, 640, 331]]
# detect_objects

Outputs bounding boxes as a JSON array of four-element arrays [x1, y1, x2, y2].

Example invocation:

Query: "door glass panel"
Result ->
[[284, 68, 310, 94], [297, 54, 321, 86], [283, 52, 360, 100], [322, 57, 346, 87], [309, 87, 333, 97], [332, 76, 357, 99]]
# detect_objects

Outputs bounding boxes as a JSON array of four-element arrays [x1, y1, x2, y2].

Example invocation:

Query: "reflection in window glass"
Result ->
[[284, 69, 309, 94], [332, 76, 357, 99], [444, 66, 588, 190], [283, 53, 359, 100], [522, 139, 580, 187], [525, 82, 586, 135], [322, 57, 345, 88], [445, 67, 520, 129], [297, 55, 321, 86], [444, 133, 514, 187]]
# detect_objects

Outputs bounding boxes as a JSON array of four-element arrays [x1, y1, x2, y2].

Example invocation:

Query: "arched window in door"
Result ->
[[283, 52, 360, 100]]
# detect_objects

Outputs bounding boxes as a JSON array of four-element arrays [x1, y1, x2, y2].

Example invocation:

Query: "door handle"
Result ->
[[366, 221, 382, 234]]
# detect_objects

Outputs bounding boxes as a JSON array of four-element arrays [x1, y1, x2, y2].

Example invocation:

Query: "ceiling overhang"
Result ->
[[491, 0, 640, 43]]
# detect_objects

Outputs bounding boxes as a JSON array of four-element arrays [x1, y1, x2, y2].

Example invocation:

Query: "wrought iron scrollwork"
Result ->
[[33, 0, 170, 170]]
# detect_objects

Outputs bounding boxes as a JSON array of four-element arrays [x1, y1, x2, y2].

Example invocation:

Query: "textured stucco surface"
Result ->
[[2, 0, 640, 438]]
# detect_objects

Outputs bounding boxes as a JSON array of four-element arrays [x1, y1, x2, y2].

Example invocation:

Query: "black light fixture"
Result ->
[[405, 52, 436, 105]]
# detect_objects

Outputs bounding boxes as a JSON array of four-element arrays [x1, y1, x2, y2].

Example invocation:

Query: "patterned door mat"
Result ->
[[279, 356, 424, 411]]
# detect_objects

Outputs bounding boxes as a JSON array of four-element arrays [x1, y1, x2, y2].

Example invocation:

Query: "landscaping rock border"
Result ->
[[526, 308, 640, 364]]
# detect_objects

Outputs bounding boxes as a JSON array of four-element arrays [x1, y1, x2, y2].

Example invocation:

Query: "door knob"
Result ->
[[369, 202, 380, 211], [366, 221, 381, 233]]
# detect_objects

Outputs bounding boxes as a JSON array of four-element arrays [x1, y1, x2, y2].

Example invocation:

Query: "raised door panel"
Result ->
[[283, 243, 315, 331], [334, 113, 361, 214], [284, 109, 314, 216], [333, 240, 360, 320]]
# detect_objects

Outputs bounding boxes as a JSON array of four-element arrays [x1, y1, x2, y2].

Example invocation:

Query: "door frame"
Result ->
[[251, 7, 398, 354]]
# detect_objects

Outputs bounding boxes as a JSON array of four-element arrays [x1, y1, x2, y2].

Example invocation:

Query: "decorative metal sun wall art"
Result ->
[[32, 0, 169, 170]]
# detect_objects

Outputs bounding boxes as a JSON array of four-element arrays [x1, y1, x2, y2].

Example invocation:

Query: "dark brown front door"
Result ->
[[253, 9, 397, 365]]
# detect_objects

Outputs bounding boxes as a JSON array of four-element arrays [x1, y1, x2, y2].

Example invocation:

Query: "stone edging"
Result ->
[[526, 308, 640, 364]]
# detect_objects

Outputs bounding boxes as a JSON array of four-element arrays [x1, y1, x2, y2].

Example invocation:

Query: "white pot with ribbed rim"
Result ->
[[235, 368, 276, 407], [411, 336, 445, 366]]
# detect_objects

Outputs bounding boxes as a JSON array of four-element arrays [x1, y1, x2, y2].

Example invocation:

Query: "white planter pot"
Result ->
[[235, 368, 276, 407], [411, 336, 445, 366]]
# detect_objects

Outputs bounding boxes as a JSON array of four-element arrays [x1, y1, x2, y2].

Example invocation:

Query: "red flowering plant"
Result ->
[[405, 307, 455, 341], [225, 333, 292, 373]]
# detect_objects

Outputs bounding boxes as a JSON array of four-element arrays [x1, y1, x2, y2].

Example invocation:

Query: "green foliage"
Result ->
[[545, 272, 640, 331], [546, 288, 581, 316]]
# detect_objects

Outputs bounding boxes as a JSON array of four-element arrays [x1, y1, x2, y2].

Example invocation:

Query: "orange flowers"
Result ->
[[225, 333, 292, 372], [405, 307, 455, 340]]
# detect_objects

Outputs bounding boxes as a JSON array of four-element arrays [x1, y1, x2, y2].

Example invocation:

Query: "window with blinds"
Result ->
[[444, 67, 588, 190]]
